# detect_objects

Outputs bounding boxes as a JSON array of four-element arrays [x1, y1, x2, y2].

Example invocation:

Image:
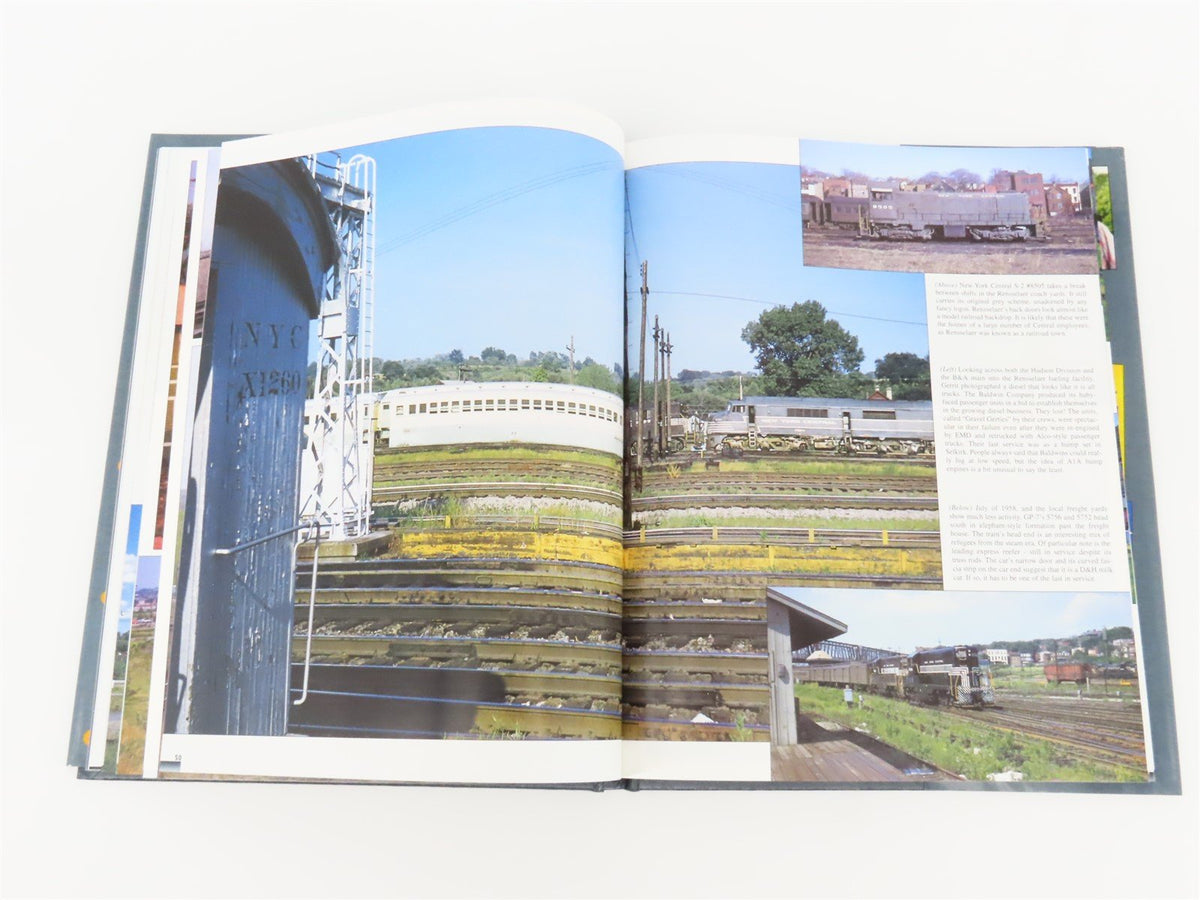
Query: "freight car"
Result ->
[[795, 645, 995, 707], [706, 396, 934, 455], [803, 188, 1039, 241], [1043, 662, 1094, 684]]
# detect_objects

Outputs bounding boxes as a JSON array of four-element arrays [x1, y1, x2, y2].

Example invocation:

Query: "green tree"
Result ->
[[1094, 171, 1113, 231], [741, 302, 866, 396], [874, 352, 931, 400], [447, 349, 464, 365], [576, 362, 620, 395]]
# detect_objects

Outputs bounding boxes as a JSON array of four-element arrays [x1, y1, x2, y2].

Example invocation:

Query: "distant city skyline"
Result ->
[[800, 140, 1091, 185], [777, 588, 1135, 654]]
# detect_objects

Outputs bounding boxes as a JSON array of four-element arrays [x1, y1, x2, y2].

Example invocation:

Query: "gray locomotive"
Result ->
[[804, 188, 1039, 242], [706, 396, 934, 455]]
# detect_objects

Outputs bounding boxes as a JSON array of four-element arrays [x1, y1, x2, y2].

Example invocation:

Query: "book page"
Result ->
[[80, 102, 627, 785], [620, 136, 1149, 787]]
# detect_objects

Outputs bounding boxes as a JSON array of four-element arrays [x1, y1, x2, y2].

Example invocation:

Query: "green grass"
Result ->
[[380, 496, 622, 530], [703, 459, 934, 477], [375, 445, 619, 468], [795, 684, 1144, 782], [636, 483, 890, 499], [376, 471, 618, 489]]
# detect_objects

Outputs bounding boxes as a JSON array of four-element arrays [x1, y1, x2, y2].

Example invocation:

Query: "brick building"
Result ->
[[1045, 184, 1074, 218], [991, 169, 1048, 221]]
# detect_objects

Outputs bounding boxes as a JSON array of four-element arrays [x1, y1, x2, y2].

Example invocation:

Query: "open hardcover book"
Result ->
[[68, 101, 1179, 790]]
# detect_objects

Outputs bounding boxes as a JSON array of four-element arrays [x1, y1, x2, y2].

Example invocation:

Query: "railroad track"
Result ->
[[293, 662, 621, 702], [373, 514, 625, 541], [621, 713, 770, 740], [640, 452, 936, 468], [622, 679, 768, 708], [624, 599, 766, 620], [288, 554, 627, 738], [945, 701, 1147, 771], [636, 474, 937, 493], [623, 570, 944, 598], [622, 648, 768, 679], [375, 458, 618, 486], [299, 556, 623, 594], [995, 696, 1145, 729], [296, 584, 623, 615], [290, 693, 621, 740], [374, 480, 622, 504], [297, 602, 620, 637], [623, 616, 766, 645], [287, 661, 621, 739], [632, 493, 938, 511], [624, 527, 942, 549], [298, 633, 621, 667]]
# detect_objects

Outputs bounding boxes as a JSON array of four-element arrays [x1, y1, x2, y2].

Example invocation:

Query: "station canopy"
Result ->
[[765, 588, 848, 651]]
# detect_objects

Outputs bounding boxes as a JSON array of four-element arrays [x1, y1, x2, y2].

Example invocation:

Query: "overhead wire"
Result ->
[[651, 290, 927, 328]]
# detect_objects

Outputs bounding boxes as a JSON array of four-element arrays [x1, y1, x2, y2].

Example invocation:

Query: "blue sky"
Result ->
[[777, 588, 1135, 653], [324, 126, 625, 368], [624, 162, 929, 375], [800, 140, 1091, 184]]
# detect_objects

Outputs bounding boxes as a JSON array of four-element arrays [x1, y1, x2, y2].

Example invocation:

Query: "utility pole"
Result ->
[[636, 262, 648, 469], [566, 335, 576, 385], [664, 331, 673, 455], [651, 316, 661, 460]]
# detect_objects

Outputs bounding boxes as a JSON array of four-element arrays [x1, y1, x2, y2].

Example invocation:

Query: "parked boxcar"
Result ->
[[1044, 662, 1094, 684]]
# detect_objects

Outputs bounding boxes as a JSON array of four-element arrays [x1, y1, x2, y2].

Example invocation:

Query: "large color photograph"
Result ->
[[143, 125, 628, 758], [621, 160, 941, 741]]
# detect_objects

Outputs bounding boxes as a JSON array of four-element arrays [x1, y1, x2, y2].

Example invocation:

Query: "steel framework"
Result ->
[[794, 639, 899, 662], [299, 153, 376, 539]]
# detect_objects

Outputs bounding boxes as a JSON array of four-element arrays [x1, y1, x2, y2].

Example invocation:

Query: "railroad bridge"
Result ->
[[794, 639, 899, 662]]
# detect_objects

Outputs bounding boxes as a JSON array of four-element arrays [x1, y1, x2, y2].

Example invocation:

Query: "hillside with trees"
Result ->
[[311, 348, 623, 397]]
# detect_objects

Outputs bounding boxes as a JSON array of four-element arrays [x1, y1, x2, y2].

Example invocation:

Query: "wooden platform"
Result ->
[[771, 717, 949, 783], [771, 739, 910, 781]]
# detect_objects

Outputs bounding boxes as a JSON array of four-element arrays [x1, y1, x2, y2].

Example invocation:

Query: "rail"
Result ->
[[374, 481, 622, 502], [373, 513, 623, 540], [623, 526, 942, 547]]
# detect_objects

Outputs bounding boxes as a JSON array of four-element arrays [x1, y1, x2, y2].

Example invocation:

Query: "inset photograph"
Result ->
[[766, 588, 1148, 783], [800, 140, 1097, 275]]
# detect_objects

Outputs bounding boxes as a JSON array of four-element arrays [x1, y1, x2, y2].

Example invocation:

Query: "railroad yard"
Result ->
[[288, 442, 625, 740], [783, 675, 1148, 783], [802, 212, 1099, 275], [623, 449, 942, 741], [285, 436, 1148, 782]]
